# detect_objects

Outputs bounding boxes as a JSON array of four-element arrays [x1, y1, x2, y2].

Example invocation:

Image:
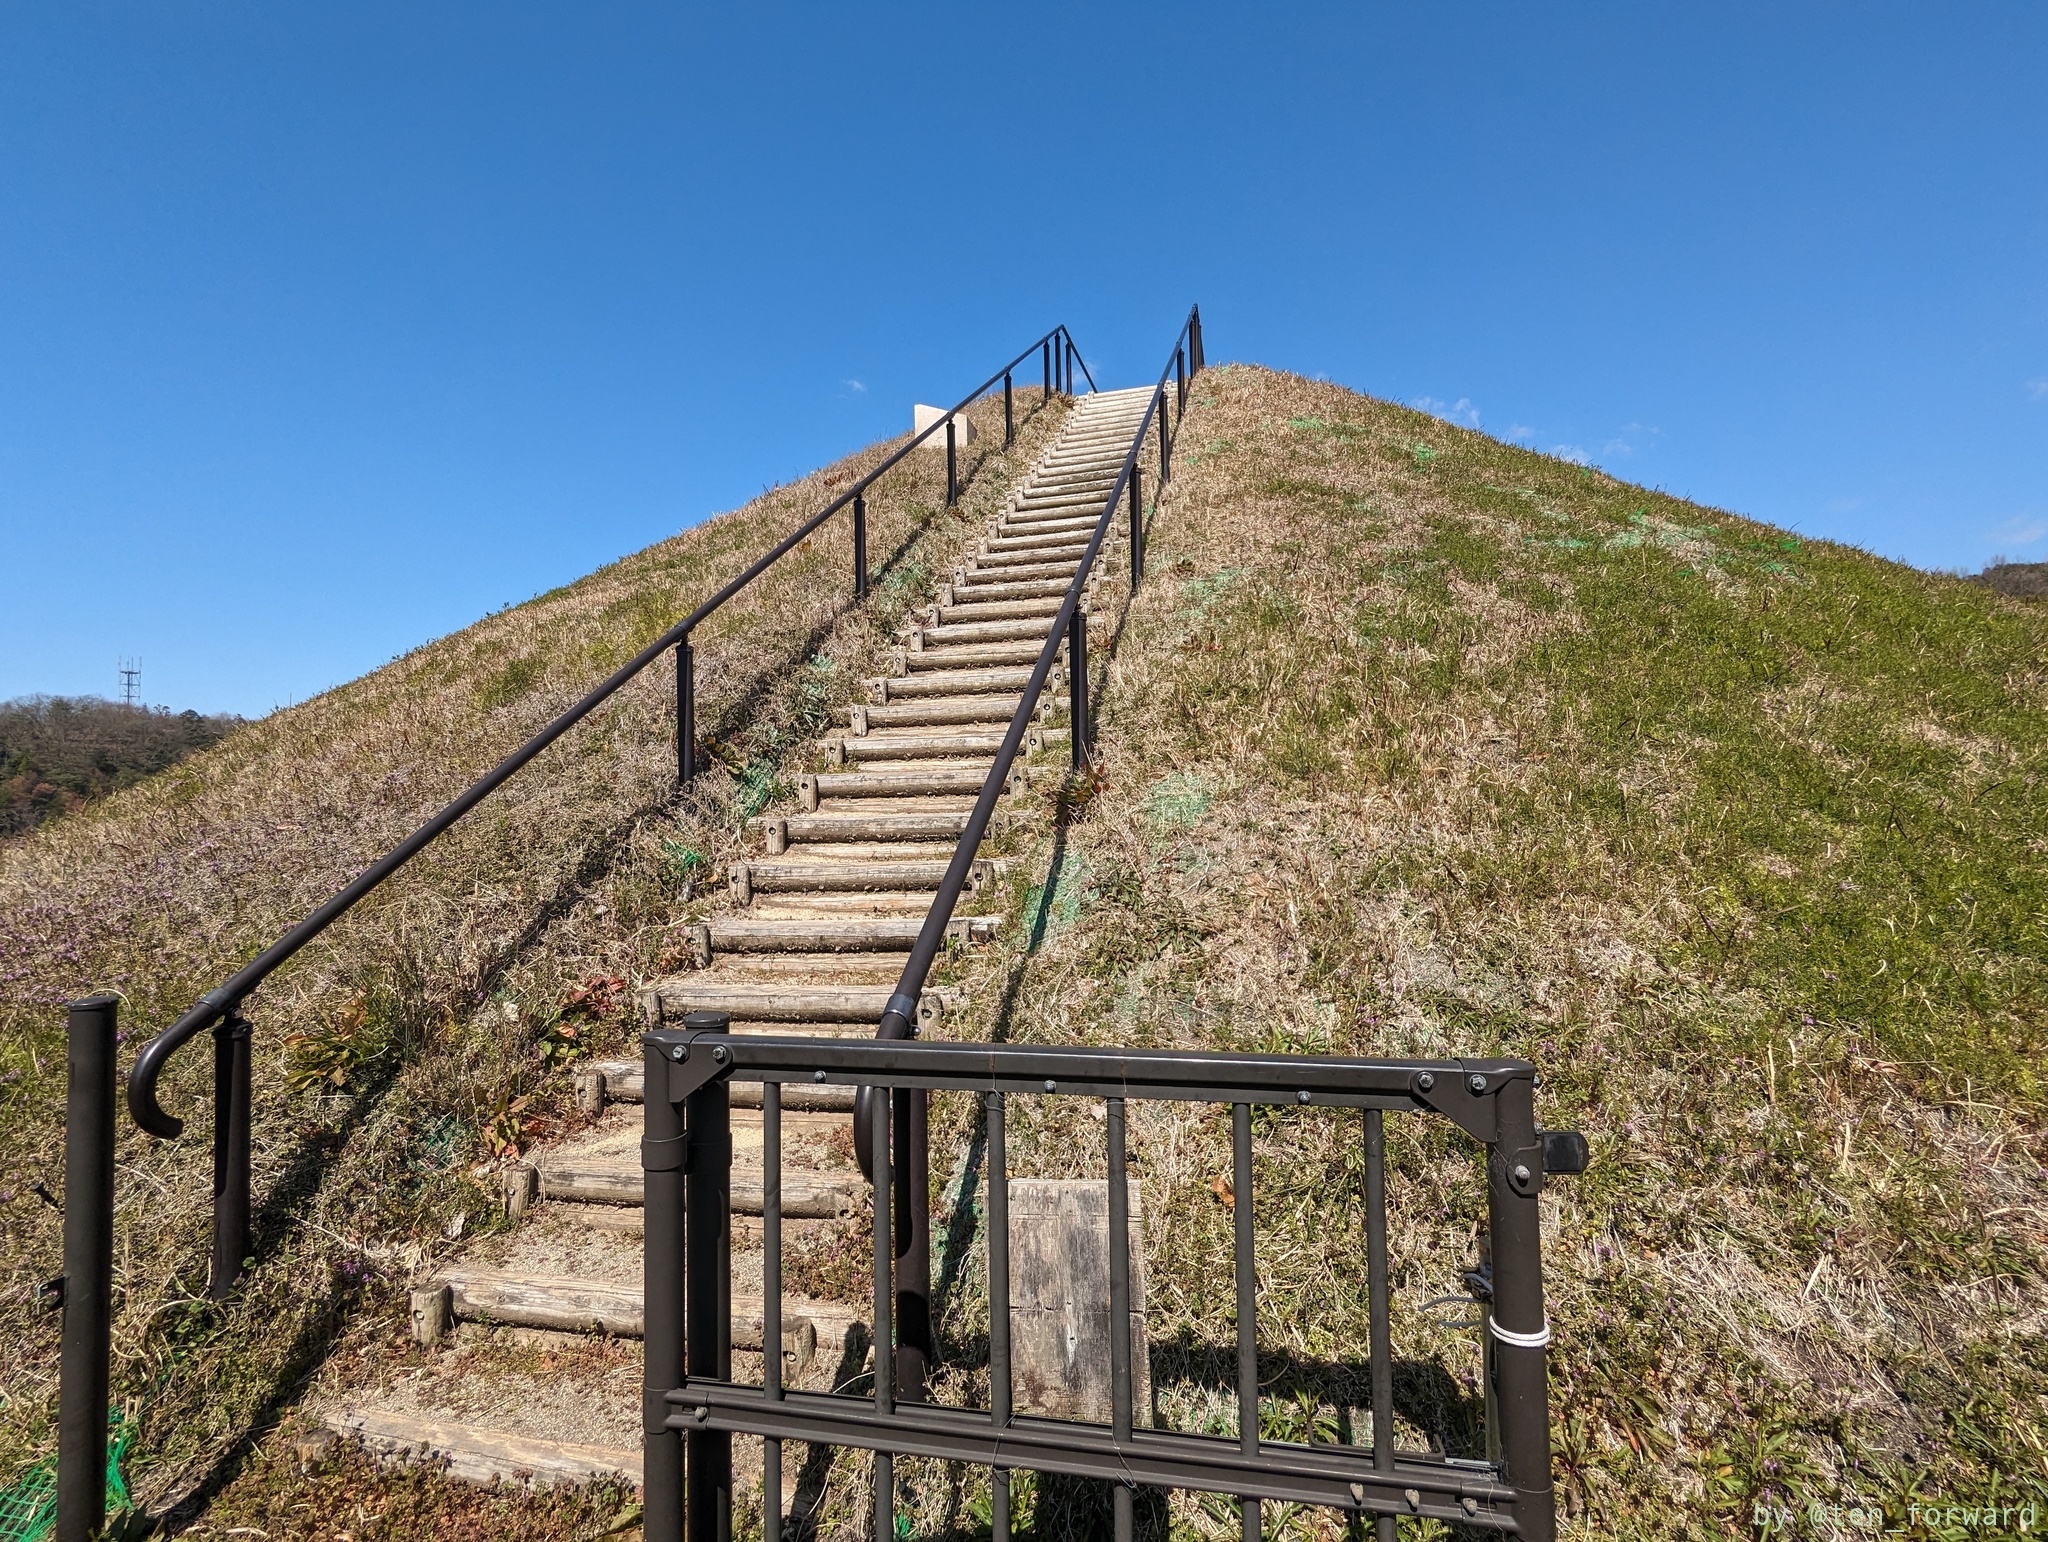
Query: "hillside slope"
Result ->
[[928, 365, 2045, 1538], [0, 384, 1065, 1525]]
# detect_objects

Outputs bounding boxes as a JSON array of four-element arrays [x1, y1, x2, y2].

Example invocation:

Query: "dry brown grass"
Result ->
[[0, 384, 1069, 1523]]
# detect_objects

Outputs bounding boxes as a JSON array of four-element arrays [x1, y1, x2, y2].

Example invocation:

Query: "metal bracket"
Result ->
[[1405, 1058, 1534, 1144], [642, 1021, 736, 1104]]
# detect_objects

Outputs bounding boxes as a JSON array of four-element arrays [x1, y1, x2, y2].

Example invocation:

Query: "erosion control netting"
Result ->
[[0, 1412, 132, 1542]]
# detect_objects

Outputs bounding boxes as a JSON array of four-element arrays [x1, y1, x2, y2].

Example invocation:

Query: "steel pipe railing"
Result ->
[[125, 323, 1095, 1298]]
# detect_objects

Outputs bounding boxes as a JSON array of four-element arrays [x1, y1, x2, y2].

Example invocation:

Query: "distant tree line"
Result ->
[[0, 695, 241, 837], [1973, 561, 2048, 600]]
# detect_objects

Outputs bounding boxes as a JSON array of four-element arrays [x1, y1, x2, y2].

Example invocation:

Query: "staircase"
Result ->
[[321, 386, 1160, 1491]]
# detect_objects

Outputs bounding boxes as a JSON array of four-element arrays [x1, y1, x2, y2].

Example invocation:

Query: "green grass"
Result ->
[[926, 365, 2047, 1541]]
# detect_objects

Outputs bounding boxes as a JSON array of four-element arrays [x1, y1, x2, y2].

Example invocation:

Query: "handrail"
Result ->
[[125, 321, 1094, 1291], [850, 305, 1202, 1394]]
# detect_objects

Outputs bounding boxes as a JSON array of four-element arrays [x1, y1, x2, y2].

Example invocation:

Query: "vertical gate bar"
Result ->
[[987, 1092, 1011, 1542], [56, 995, 117, 1542], [1066, 338, 1074, 396], [871, 1088, 894, 1542], [763, 1081, 783, 1542], [1363, 1110, 1396, 1542], [643, 1035, 686, 1542], [685, 1019, 733, 1542], [1004, 372, 1014, 447], [1067, 603, 1089, 769], [1043, 339, 1051, 400], [1233, 1102, 1258, 1542], [1176, 347, 1186, 414], [1130, 463, 1144, 589], [676, 637, 696, 787], [854, 493, 868, 600], [946, 417, 958, 507], [208, 1010, 251, 1299], [894, 1087, 931, 1401], [1107, 1097, 1134, 1542], [1488, 1072, 1556, 1542]]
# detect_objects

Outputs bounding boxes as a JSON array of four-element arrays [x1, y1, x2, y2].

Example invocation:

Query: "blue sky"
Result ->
[[4, 4, 2044, 717]]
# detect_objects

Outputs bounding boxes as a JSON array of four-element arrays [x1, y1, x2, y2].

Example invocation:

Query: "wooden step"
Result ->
[[700, 914, 998, 955], [730, 857, 989, 893], [836, 731, 1033, 761], [969, 546, 1089, 571], [428, 1267, 860, 1356], [868, 666, 1052, 700], [912, 617, 1060, 647], [798, 766, 1007, 805], [986, 530, 1091, 555], [755, 810, 981, 841], [535, 1158, 861, 1217], [901, 641, 1050, 670], [324, 1408, 641, 1488], [637, 979, 942, 1028], [943, 576, 1079, 603], [955, 558, 1088, 584], [930, 597, 1065, 623], [832, 698, 1028, 731], [576, 1059, 859, 1108]]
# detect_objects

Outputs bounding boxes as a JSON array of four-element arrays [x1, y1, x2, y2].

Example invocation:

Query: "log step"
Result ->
[[534, 1158, 860, 1217], [701, 913, 999, 955], [913, 617, 1063, 647], [731, 857, 989, 893], [574, 1058, 860, 1109], [901, 641, 1050, 670], [969, 547, 1088, 572], [800, 766, 1008, 804], [427, 1267, 861, 1355], [837, 731, 1036, 761], [755, 810, 980, 840], [832, 699, 1027, 731], [928, 597, 1066, 624], [869, 667, 1055, 700], [637, 979, 943, 1027], [324, 1408, 642, 1488]]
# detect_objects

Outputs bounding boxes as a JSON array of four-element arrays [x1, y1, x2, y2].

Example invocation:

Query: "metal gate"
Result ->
[[641, 1022, 1585, 1542]]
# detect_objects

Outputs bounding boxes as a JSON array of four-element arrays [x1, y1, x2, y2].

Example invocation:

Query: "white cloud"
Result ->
[[2027, 378, 2048, 401], [1990, 514, 2047, 549], [1551, 444, 1590, 465], [1411, 395, 1481, 429], [1506, 423, 1535, 442], [843, 378, 867, 395], [1824, 496, 1863, 514]]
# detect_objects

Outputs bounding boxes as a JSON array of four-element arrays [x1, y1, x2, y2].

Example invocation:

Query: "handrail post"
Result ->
[[58, 995, 117, 1542], [642, 1029, 686, 1542], [1159, 399, 1170, 488], [676, 636, 695, 787], [1191, 307, 1204, 373], [1488, 1071, 1556, 1542], [208, 1009, 252, 1299], [685, 1012, 733, 1542], [853, 492, 868, 600], [1130, 463, 1144, 589], [1176, 347, 1186, 415], [1068, 603, 1089, 769], [1065, 336, 1074, 397], [1004, 372, 1014, 447], [946, 418, 958, 507], [1043, 339, 1051, 400]]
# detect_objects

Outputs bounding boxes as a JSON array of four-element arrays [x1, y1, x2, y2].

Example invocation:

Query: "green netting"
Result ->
[[0, 1412, 132, 1542]]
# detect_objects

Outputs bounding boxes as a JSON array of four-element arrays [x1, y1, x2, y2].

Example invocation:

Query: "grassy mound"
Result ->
[[932, 365, 2045, 1539], [0, 386, 1065, 1525]]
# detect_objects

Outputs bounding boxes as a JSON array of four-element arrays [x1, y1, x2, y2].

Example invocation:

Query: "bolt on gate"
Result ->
[[641, 1020, 1587, 1542]]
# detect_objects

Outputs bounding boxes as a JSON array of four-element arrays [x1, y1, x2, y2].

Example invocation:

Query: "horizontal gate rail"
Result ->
[[642, 1024, 1588, 1542]]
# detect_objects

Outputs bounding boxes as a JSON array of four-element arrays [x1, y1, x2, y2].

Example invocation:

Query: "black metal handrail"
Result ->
[[642, 1023, 1580, 1542], [125, 322, 1095, 1297], [850, 306, 1202, 1393]]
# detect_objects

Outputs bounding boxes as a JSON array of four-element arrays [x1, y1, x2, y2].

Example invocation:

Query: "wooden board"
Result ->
[[1007, 1178, 1151, 1426]]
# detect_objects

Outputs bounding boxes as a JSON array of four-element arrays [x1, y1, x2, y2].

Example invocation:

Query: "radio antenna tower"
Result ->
[[118, 658, 142, 710]]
